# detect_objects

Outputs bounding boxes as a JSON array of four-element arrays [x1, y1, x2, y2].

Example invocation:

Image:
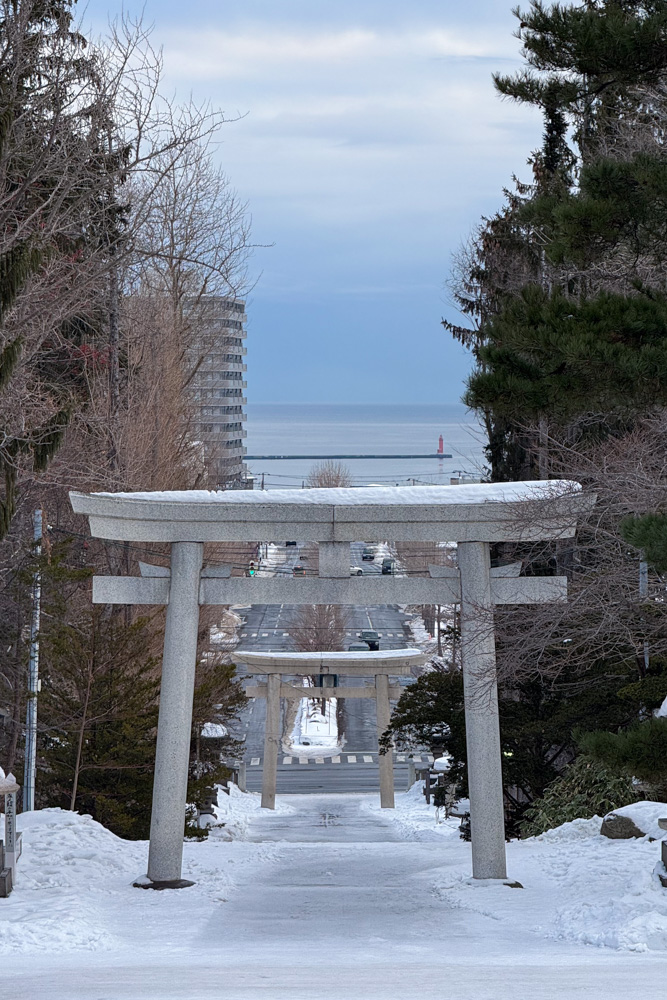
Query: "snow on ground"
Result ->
[[4, 789, 667, 999], [406, 611, 433, 651], [257, 541, 286, 576], [287, 692, 340, 756], [4, 806, 280, 958], [362, 781, 461, 841], [212, 783, 295, 839], [607, 800, 667, 839], [368, 785, 667, 955]]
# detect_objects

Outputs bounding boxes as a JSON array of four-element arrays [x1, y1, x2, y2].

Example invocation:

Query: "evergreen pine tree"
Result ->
[[450, 1, 667, 476], [0, 1, 118, 535]]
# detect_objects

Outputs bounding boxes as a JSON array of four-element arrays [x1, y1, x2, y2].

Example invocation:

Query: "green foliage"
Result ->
[[621, 514, 667, 574], [466, 285, 667, 425], [526, 154, 667, 268], [0, 0, 116, 539], [579, 717, 667, 799], [187, 656, 247, 837], [39, 602, 161, 840], [495, 2, 667, 120], [36, 541, 249, 840], [449, 1, 667, 481], [383, 660, 646, 831], [0, 242, 42, 327], [379, 667, 467, 790], [521, 755, 640, 836]]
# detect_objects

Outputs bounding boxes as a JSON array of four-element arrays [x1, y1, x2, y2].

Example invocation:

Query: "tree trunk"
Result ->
[[70, 658, 94, 811], [107, 254, 120, 473]]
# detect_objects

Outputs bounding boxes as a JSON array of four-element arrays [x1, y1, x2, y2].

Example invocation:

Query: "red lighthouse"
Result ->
[[437, 435, 444, 456]]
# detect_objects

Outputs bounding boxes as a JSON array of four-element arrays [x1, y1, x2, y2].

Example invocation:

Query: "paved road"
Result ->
[[243, 752, 433, 794], [229, 541, 419, 794]]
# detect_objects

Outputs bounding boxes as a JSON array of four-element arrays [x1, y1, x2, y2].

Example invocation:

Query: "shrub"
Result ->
[[578, 718, 667, 800], [521, 755, 639, 837]]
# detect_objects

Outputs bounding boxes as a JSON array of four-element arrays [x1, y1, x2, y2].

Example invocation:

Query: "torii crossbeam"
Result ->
[[70, 481, 591, 888]]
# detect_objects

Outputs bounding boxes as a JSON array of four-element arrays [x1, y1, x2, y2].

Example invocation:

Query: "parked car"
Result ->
[[292, 564, 306, 577], [359, 629, 380, 651], [350, 566, 363, 576], [381, 557, 396, 575], [362, 546, 375, 561]]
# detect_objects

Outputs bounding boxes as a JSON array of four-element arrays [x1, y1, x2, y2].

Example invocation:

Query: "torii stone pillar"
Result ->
[[70, 480, 591, 887], [146, 542, 203, 887], [458, 541, 506, 879], [263, 673, 281, 810]]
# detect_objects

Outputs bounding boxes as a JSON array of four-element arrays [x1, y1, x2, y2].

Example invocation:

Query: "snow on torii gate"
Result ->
[[70, 481, 589, 889], [235, 648, 428, 811]]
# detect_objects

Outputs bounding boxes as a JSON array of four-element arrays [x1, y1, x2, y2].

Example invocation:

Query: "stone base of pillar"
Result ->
[[133, 875, 195, 890]]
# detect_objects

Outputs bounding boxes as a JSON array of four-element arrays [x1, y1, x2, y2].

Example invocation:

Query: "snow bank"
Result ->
[[258, 542, 286, 576], [361, 783, 460, 842], [200, 722, 227, 738], [5, 805, 281, 956], [603, 801, 667, 840], [213, 783, 294, 839], [445, 816, 667, 954], [407, 612, 434, 650], [370, 792, 667, 955], [6, 810, 146, 953]]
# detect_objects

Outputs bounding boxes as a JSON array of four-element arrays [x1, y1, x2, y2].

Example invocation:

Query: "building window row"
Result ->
[[197, 400, 243, 411]]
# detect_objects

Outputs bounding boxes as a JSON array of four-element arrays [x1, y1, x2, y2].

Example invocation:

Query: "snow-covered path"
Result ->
[[6, 794, 667, 1000]]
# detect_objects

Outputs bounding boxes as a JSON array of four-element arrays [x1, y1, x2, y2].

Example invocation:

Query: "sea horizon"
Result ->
[[245, 402, 486, 488]]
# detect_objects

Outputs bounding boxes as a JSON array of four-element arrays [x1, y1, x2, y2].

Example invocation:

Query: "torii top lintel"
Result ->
[[69, 481, 589, 544]]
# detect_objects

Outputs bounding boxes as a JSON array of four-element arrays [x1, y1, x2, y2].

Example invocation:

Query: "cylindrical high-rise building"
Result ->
[[190, 296, 249, 488]]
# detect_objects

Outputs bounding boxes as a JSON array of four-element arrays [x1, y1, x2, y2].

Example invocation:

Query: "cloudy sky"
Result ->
[[83, 0, 542, 404]]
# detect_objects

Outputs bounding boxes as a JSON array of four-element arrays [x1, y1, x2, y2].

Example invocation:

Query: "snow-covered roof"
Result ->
[[235, 648, 426, 662], [236, 648, 428, 674], [70, 480, 591, 543], [86, 481, 579, 507]]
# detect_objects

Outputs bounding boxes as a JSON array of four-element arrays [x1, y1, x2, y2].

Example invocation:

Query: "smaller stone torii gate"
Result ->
[[235, 649, 428, 809], [70, 480, 591, 889]]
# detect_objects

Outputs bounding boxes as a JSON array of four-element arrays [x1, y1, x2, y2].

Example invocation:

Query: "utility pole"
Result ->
[[23, 509, 42, 811], [640, 554, 649, 674]]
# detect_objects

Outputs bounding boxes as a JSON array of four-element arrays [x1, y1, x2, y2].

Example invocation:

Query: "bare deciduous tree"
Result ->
[[486, 416, 667, 686], [287, 605, 351, 653], [306, 461, 353, 489]]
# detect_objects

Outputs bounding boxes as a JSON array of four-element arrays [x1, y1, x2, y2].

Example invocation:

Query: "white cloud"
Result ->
[[164, 26, 517, 80], [156, 17, 541, 300]]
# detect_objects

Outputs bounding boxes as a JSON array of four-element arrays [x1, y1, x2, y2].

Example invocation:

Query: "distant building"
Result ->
[[190, 296, 250, 488]]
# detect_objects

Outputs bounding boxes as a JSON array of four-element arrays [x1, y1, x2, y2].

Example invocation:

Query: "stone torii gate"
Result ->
[[235, 648, 428, 809], [70, 480, 589, 889]]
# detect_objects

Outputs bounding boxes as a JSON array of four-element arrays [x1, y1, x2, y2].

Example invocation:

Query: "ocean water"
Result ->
[[245, 403, 486, 489]]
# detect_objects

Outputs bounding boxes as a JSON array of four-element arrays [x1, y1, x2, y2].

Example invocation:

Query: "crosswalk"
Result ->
[[247, 753, 434, 767], [239, 632, 406, 639]]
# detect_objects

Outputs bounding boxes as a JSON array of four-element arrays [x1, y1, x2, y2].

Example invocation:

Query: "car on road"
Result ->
[[362, 546, 375, 561], [359, 629, 381, 650], [381, 557, 396, 575], [348, 643, 369, 652], [292, 564, 306, 577], [285, 540, 297, 546], [350, 566, 363, 576]]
